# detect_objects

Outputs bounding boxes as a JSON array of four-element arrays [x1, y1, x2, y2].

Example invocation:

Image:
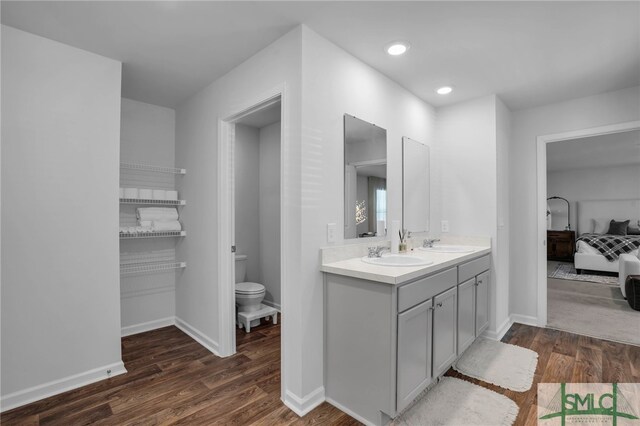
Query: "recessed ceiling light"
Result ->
[[436, 86, 453, 95], [386, 42, 410, 56]]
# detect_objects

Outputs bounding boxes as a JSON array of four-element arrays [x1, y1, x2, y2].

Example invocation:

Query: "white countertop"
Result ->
[[320, 246, 491, 285]]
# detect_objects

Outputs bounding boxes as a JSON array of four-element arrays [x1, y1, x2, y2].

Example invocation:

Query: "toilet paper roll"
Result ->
[[139, 188, 153, 199], [152, 189, 166, 200], [119, 188, 125, 198], [391, 220, 400, 254], [166, 190, 178, 201], [377, 220, 386, 237], [124, 188, 138, 199]]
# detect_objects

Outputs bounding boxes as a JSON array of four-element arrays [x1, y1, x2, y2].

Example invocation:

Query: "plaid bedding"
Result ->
[[577, 233, 640, 262]]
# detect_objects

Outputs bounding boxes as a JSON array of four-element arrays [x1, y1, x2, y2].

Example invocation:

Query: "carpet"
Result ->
[[548, 263, 618, 285], [548, 278, 640, 346], [392, 377, 518, 426], [453, 338, 538, 392]]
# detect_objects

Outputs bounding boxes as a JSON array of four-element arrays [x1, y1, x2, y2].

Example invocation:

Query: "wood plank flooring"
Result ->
[[2, 321, 638, 425]]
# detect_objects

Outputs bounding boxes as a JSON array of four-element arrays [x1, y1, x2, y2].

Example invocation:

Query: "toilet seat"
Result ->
[[235, 282, 265, 294]]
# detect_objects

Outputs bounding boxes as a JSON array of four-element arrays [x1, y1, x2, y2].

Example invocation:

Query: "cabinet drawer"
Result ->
[[458, 255, 490, 283], [398, 268, 457, 313]]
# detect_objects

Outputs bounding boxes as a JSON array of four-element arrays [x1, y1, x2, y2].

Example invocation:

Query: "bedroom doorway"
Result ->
[[536, 121, 640, 344]]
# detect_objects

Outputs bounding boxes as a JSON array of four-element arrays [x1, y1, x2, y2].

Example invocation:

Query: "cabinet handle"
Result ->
[[436, 302, 443, 308]]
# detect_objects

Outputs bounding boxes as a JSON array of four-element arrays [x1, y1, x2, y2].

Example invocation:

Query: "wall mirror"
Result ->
[[344, 114, 387, 239], [402, 137, 430, 233]]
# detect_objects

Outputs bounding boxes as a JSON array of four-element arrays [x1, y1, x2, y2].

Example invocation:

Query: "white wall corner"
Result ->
[[283, 386, 325, 417], [0, 361, 126, 413], [121, 316, 176, 337], [510, 314, 539, 327], [175, 316, 221, 357], [482, 315, 514, 341]]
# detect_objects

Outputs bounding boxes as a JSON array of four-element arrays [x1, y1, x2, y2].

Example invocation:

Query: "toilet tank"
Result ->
[[234, 254, 247, 283]]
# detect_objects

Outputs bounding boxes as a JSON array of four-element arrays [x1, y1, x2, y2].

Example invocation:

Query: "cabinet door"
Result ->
[[475, 271, 490, 336], [433, 287, 457, 378], [397, 298, 433, 413], [457, 278, 476, 355]]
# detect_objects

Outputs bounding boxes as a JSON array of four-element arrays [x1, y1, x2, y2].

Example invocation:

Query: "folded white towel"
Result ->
[[152, 220, 182, 232], [138, 220, 153, 227], [137, 207, 179, 221]]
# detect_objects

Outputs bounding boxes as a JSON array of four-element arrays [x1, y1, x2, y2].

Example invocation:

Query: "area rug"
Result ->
[[392, 377, 518, 426], [453, 338, 538, 392], [548, 263, 618, 285], [548, 278, 640, 346]]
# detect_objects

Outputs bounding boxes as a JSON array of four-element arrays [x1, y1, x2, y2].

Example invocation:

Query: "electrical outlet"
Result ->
[[441, 220, 450, 233], [327, 223, 337, 243]]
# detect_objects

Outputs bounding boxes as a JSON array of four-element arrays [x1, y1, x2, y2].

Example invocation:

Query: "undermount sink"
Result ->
[[418, 245, 475, 253], [361, 254, 433, 267]]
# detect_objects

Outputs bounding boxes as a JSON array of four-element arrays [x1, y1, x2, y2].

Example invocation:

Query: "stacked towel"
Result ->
[[137, 207, 179, 221], [136, 207, 181, 232]]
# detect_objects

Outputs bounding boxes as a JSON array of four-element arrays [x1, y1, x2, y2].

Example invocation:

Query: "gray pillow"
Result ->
[[628, 225, 640, 235], [606, 219, 630, 236]]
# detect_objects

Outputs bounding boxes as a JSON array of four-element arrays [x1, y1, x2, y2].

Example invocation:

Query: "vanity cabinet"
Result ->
[[432, 287, 457, 378], [324, 252, 490, 425], [397, 298, 433, 412], [475, 270, 490, 336], [457, 278, 476, 355]]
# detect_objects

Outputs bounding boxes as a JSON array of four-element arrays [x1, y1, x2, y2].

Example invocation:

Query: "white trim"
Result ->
[[283, 387, 325, 417], [0, 361, 126, 413], [175, 316, 220, 356], [536, 120, 640, 328], [262, 299, 282, 312], [482, 316, 513, 341], [325, 396, 376, 426], [510, 314, 539, 327], [121, 316, 175, 337]]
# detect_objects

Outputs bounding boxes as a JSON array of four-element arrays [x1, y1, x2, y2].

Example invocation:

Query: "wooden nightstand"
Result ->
[[547, 230, 576, 262]]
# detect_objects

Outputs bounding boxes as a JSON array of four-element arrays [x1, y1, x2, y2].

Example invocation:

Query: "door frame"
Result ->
[[217, 83, 287, 394], [535, 120, 640, 326]]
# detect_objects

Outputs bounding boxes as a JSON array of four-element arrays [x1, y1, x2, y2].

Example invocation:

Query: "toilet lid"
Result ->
[[235, 282, 265, 294]]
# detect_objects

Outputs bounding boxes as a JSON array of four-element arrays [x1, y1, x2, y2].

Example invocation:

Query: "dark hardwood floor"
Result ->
[[2, 321, 638, 425]]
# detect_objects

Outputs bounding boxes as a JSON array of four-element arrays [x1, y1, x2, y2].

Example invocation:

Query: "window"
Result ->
[[376, 188, 387, 223]]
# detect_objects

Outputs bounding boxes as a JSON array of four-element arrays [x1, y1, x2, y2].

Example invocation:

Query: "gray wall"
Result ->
[[234, 124, 261, 283], [1, 25, 122, 402], [259, 122, 281, 308]]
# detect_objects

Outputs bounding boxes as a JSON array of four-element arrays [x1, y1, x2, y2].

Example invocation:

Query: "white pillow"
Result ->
[[592, 218, 609, 234]]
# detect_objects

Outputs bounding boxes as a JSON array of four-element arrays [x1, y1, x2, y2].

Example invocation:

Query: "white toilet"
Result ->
[[235, 254, 266, 325]]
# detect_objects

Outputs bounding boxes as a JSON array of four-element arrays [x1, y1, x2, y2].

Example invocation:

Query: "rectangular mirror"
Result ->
[[344, 114, 387, 239], [402, 137, 430, 233]]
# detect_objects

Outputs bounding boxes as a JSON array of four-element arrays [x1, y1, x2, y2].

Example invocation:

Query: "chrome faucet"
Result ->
[[368, 246, 389, 258], [422, 238, 440, 248]]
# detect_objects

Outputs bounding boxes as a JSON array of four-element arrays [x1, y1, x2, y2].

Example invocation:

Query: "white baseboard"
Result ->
[[262, 299, 281, 311], [0, 361, 126, 413], [482, 316, 513, 341], [283, 386, 325, 417], [121, 316, 175, 337], [175, 316, 220, 357], [510, 314, 538, 327], [325, 396, 375, 426]]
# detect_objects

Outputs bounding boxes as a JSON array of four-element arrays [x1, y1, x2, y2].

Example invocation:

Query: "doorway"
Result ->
[[217, 88, 287, 402], [535, 120, 640, 333]]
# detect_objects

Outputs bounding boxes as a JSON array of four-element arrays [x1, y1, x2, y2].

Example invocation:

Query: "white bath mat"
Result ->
[[454, 338, 538, 392], [392, 377, 518, 426]]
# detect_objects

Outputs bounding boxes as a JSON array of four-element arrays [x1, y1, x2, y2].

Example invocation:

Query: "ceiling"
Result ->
[[546, 130, 640, 172], [2, 2, 639, 110], [235, 101, 281, 129]]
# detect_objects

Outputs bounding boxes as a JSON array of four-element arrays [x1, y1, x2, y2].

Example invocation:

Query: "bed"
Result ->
[[574, 199, 640, 274]]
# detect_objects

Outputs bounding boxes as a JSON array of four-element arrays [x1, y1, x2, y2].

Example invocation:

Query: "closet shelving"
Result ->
[[120, 261, 187, 275], [119, 231, 186, 239], [120, 198, 186, 206], [120, 162, 186, 175], [119, 162, 186, 276]]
